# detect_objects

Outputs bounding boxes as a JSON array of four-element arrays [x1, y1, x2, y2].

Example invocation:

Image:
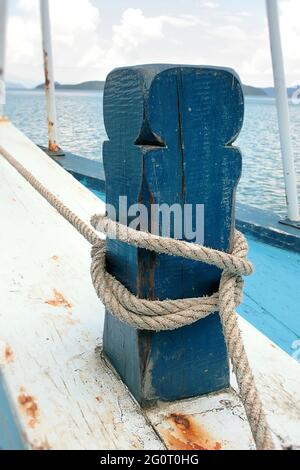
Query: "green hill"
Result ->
[[35, 81, 105, 91], [242, 85, 267, 97], [34, 81, 267, 96]]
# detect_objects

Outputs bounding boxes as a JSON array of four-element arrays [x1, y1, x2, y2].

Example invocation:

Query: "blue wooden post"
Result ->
[[102, 65, 243, 405]]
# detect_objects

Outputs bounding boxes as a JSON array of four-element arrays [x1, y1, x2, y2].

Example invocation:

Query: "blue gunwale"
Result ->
[[47, 152, 300, 253]]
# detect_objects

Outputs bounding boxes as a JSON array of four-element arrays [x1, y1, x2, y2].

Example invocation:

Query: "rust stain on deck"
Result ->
[[0, 342, 14, 365], [5, 345, 14, 363], [45, 289, 73, 309], [95, 396, 103, 403], [51, 255, 59, 261], [0, 116, 9, 123], [161, 413, 222, 451], [18, 388, 39, 428]]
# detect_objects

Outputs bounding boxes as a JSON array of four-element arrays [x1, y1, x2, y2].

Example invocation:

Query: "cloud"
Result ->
[[211, 25, 246, 41], [83, 8, 199, 77], [240, 0, 300, 86], [280, 0, 300, 76], [111, 8, 198, 51], [6, 0, 300, 87], [201, 1, 219, 9], [7, 0, 101, 84], [7, 2, 199, 84]]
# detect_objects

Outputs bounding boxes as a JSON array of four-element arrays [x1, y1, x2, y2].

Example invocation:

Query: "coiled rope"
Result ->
[[0, 147, 275, 450]]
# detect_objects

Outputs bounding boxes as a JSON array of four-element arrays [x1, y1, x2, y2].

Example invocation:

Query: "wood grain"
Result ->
[[103, 65, 244, 404]]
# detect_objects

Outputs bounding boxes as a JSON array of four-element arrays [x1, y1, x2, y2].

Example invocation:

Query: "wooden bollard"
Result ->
[[102, 65, 243, 405]]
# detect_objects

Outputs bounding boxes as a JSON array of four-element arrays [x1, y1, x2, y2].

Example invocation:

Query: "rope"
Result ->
[[0, 147, 275, 450], [90, 219, 247, 331]]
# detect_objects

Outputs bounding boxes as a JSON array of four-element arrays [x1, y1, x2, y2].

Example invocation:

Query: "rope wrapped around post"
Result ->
[[90, 213, 275, 451]]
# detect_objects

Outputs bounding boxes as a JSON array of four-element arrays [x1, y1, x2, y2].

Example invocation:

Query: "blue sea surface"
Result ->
[[5, 90, 300, 216]]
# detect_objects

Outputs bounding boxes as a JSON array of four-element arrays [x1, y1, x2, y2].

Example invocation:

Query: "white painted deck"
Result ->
[[0, 121, 299, 450]]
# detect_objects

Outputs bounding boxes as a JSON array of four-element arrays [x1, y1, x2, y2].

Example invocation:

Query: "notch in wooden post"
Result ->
[[102, 65, 243, 405]]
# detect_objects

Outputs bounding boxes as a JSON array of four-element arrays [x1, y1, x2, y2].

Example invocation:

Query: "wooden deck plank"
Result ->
[[146, 389, 255, 450], [238, 317, 300, 450], [0, 123, 299, 450], [146, 319, 300, 450]]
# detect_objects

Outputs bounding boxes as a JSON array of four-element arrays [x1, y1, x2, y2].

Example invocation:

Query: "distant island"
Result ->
[[35, 80, 268, 96], [35, 81, 267, 96], [263, 86, 300, 98], [7, 80, 299, 98], [242, 85, 267, 97], [35, 81, 105, 91]]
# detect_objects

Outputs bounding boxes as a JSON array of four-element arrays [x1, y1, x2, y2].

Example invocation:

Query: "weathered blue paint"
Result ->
[[39, 146, 106, 193], [0, 373, 25, 450], [70, 172, 105, 200], [101, 64, 243, 404], [236, 202, 300, 253]]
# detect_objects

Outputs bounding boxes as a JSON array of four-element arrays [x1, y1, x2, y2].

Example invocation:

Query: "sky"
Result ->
[[5, 0, 300, 87]]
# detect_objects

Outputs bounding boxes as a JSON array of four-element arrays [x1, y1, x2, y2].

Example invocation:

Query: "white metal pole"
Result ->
[[266, 0, 300, 222], [0, 0, 7, 118], [40, 0, 60, 153]]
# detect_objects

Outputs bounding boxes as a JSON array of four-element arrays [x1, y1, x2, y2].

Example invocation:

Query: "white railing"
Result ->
[[0, 0, 7, 117], [266, 0, 300, 223]]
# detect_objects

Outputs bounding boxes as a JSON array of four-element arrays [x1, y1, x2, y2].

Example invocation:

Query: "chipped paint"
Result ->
[[43, 50, 50, 89], [45, 288, 73, 309], [31, 439, 51, 450], [0, 340, 14, 365], [18, 388, 39, 428], [48, 139, 59, 154], [42, 45, 59, 153], [161, 413, 222, 451]]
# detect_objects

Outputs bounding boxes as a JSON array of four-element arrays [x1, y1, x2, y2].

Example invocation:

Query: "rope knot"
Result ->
[[90, 214, 252, 331]]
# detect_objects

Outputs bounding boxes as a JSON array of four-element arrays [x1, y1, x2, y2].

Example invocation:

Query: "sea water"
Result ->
[[5, 90, 300, 216]]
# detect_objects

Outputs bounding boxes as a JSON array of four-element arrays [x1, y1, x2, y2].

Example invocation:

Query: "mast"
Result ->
[[266, 0, 299, 223], [0, 0, 7, 118]]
